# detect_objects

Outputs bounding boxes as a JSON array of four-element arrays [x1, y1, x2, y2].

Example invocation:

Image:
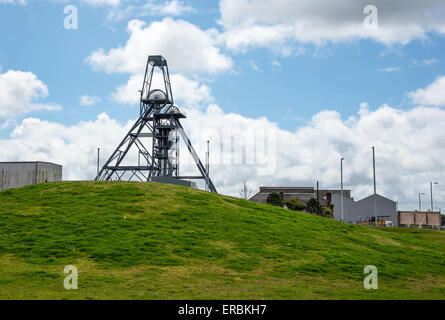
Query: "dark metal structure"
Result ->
[[95, 55, 217, 193]]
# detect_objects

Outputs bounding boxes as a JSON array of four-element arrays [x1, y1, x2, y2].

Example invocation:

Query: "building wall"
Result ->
[[0, 162, 62, 190], [332, 193, 398, 226], [249, 186, 351, 206], [332, 193, 359, 222]]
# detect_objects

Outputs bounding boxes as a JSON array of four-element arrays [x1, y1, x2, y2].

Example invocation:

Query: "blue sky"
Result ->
[[1, 0, 443, 129], [1, 0, 445, 210]]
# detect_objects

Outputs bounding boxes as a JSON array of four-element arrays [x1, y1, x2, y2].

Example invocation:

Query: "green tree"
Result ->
[[307, 198, 322, 216], [285, 197, 307, 211], [266, 192, 284, 207]]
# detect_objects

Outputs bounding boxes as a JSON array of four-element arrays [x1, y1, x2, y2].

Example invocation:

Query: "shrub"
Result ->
[[321, 206, 333, 218], [285, 197, 307, 211], [266, 192, 284, 207], [307, 198, 322, 215]]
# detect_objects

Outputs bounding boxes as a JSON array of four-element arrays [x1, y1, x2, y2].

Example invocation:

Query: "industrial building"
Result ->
[[249, 186, 351, 206], [0, 161, 62, 191], [332, 193, 398, 226]]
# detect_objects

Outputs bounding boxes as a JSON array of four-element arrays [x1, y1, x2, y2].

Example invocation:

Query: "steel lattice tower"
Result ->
[[95, 55, 217, 193]]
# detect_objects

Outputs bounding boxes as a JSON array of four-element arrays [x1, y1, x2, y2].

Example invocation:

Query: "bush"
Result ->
[[266, 192, 284, 207], [306, 198, 322, 216], [321, 206, 333, 218], [306, 198, 333, 218], [285, 197, 307, 211]]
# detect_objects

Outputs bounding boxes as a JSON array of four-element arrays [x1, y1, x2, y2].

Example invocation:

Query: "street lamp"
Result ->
[[418, 192, 426, 211], [430, 181, 439, 211], [97, 147, 100, 177], [341, 157, 344, 222], [372, 146, 377, 226]]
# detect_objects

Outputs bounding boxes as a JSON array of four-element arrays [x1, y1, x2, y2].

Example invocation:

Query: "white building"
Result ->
[[0, 161, 62, 191], [332, 193, 398, 226]]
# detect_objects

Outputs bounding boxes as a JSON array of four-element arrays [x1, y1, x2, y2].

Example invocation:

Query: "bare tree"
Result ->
[[239, 181, 252, 200]]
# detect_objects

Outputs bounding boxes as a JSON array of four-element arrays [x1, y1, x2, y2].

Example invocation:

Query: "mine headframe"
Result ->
[[95, 55, 217, 193]]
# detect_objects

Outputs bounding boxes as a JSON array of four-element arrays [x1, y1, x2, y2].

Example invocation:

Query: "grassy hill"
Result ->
[[0, 181, 444, 300]]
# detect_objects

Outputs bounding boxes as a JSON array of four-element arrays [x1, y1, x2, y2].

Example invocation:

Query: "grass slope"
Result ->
[[0, 181, 444, 300]]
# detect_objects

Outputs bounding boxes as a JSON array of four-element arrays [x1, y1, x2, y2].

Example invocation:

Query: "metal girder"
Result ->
[[95, 55, 217, 193]]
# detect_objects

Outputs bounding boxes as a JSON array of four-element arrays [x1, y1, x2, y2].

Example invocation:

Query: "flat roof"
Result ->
[[258, 186, 350, 192], [0, 161, 62, 167]]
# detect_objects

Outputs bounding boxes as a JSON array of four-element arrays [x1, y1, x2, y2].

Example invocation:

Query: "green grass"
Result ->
[[0, 181, 444, 299]]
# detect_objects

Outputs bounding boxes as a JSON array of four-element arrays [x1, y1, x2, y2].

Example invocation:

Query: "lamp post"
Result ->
[[341, 157, 344, 222], [418, 192, 426, 211], [97, 147, 100, 177], [206, 140, 210, 192], [430, 181, 439, 211], [372, 146, 377, 226]]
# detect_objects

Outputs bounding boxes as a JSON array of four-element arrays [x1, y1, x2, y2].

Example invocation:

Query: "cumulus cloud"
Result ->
[[144, 0, 195, 16], [80, 95, 101, 106], [180, 103, 445, 210], [112, 73, 213, 108], [0, 70, 61, 118], [218, 0, 445, 52], [86, 18, 232, 75], [1, 102, 444, 210], [0, 113, 133, 180], [409, 76, 445, 107]]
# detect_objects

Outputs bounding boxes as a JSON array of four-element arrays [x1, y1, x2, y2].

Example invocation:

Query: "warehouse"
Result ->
[[0, 161, 62, 190], [332, 193, 398, 226]]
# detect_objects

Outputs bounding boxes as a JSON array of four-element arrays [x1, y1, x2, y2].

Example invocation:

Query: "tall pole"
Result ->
[[418, 192, 425, 211], [316, 181, 320, 203], [430, 182, 439, 211], [341, 158, 344, 222], [372, 146, 377, 226], [206, 140, 210, 192], [97, 147, 100, 177]]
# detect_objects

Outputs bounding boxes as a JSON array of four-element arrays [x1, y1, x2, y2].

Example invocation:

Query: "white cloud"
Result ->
[[0, 113, 133, 180], [409, 76, 445, 107], [87, 18, 232, 75], [183, 103, 445, 210], [0, 0, 27, 4], [106, 0, 195, 22], [144, 0, 195, 16], [422, 58, 439, 66], [112, 73, 213, 108], [411, 58, 439, 66], [1, 103, 444, 210], [80, 95, 101, 106], [0, 70, 61, 118], [218, 0, 445, 52], [249, 60, 263, 73], [271, 60, 281, 67], [379, 67, 400, 73], [81, 0, 120, 7]]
